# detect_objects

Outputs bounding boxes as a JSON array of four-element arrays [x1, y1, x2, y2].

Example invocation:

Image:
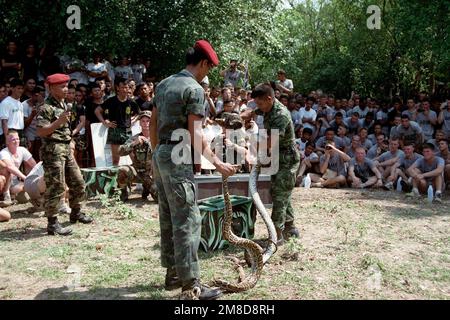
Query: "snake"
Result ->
[[212, 175, 264, 292], [211, 112, 278, 292]]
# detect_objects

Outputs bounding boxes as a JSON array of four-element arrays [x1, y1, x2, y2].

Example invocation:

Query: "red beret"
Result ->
[[46, 73, 70, 85], [194, 40, 219, 66]]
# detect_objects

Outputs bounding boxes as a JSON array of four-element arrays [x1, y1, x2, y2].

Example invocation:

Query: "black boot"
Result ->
[[120, 187, 129, 202], [70, 208, 93, 224], [164, 267, 182, 290], [47, 217, 72, 236], [283, 221, 300, 241], [150, 190, 158, 204], [276, 227, 285, 246], [142, 187, 150, 200], [180, 279, 222, 300]]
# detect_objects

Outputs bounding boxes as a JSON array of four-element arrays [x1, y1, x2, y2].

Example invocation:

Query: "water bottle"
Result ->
[[427, 185, 434, 203], [396, 177, 403, 192], [304, 174, 311, 189]]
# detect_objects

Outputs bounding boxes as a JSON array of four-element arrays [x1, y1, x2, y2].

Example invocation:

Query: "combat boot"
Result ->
[[283, 221, 300, 241], [164, 267, 182, 290], [150, 190, 158, 204], [275, 227, 285, 246], [142, 187, 150, 200], [180, 279, 222, 300], [47, 217, 72, 236], [70, 208, 93, 224]]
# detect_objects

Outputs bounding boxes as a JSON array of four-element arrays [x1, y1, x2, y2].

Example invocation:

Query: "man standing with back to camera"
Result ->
[[36, 73, 93, 236], [150, 40, 236, 300]]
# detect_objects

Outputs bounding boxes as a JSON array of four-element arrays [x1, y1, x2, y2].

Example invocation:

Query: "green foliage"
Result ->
[[98, 190, 135, 220], [0, 0, 448, 96]]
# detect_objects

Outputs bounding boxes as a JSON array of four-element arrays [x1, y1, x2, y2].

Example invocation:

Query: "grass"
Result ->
[[0, 187, 449, 300]]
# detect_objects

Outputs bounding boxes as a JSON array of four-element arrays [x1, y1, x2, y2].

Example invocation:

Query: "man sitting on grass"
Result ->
[[407, 143, 445, 202], [0, 131, 37, 205], [296, 141, 320, 186], [347, 147, 383, 189], [391, 143, 423, 192], [436, 139, 450, 190], [310, 141, 350, 188], [373, 138, 404, 190]]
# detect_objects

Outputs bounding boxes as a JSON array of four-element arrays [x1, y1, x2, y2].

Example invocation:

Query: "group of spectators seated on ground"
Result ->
[[0, 40, 449, 223]]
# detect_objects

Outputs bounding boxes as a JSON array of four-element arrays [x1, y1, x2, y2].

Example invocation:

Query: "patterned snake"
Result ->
[[211, 112, 278, 292]]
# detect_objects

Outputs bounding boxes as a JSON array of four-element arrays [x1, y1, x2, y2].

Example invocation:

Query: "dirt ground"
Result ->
[[0, 187, 449, 300]]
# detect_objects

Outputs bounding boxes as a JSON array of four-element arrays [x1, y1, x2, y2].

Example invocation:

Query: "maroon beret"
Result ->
[[46, 73, 70, 85], [194, 40, 219, 66]]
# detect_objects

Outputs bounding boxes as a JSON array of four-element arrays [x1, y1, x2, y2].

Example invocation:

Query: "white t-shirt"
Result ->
[[295, 138, 307, 153], [0, 146, 32, 173], [66, 58, 89, 84], [22, 100, 38, 141], [246, 100, 265, 129], [114, 66, 133, 80], [223, 70, 244, 87], [298, 108, 317, 130], [104, 60, 115, 83], [416, 111, 437, 140], [131, 64, 146, 84], [0, 96, 24, 131], [86, 62, 107, 82], [276, 79, 294, 91]]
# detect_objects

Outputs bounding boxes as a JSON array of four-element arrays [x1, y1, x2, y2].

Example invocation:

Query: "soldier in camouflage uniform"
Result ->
[[36, 73, 93, 236], [118, 110, 158, 202], [150, 40, 236, 300], [252, 83, 300, 245]]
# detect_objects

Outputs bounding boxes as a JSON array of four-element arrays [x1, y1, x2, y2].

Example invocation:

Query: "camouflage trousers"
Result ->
[[40, 142, 86, 218], [73, 134, 87, 151], [271, 147, 300, 230], [136, 169, 158, 201], [153, 144, 201, 285]]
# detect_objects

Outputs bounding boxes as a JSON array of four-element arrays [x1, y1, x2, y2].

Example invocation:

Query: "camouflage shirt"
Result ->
[[36, 96, 72, 143], [153, 69, 205, 141], [118, 133, 152, 173], [255, 99, 295, 150]]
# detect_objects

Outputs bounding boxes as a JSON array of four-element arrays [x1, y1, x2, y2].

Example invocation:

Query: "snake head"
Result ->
[[214, 112, 243, 130]]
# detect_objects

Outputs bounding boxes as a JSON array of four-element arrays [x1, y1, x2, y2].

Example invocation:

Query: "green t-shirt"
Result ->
[[154, 69, 205, 141]]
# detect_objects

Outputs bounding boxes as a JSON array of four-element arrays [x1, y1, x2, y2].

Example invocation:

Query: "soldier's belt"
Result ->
[[43, 139, 71, 144], [279, 144, 296, 152]]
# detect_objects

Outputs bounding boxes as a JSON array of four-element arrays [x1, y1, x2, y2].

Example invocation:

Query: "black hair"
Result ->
[[303, 127, 313, 135], [335, 112, 343, 117], [32, 85, 45, 94], [403, 142, 415, 148], [305, 141, 315, 149], [114, 77, 127, 87], [10, 78, 24, 87], [325, 128, 335, 133], [401, 114, 410, 120], [251, 83, 275, 99], [185, 47, 208, 66], [89, 82, 101, 90], [422, 143, 435, 151]]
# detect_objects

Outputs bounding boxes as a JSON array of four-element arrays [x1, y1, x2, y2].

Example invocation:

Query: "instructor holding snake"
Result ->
[[150, 40, 236, 300], [250, 83, 301, 245]]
